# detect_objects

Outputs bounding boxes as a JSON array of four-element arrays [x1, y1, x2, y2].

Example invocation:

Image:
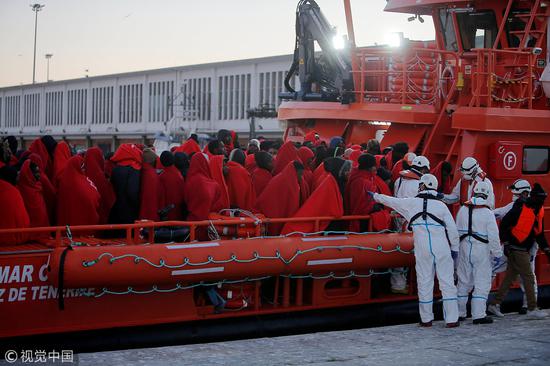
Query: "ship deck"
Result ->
[[77, 312, 550, 365]]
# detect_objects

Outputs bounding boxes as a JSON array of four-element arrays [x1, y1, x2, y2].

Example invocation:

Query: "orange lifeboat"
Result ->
[[49, 234, 414, 289]]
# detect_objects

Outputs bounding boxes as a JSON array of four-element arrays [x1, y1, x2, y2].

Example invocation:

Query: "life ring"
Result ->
[[440, 65, 455, 100]]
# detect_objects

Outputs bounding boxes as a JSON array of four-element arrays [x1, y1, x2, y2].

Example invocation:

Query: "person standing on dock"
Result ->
[[372, 174, 460, 328], [391, 155, 431, 295], [456, 181, 502, 324], [494, 180, 537, 314], [488, 183, 550, 319]]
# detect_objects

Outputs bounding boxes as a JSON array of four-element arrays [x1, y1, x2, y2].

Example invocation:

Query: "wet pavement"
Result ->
[[75, 312, 550, 365]]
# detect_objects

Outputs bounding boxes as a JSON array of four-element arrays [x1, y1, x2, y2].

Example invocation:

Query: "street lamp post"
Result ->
[[45, 53, 53, 81], [31, 4, 45, 84]]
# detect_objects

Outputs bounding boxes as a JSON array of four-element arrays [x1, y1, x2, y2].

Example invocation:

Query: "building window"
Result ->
[[522, 146, 549, 174], [24, 93, 40, 127], [46, 91, 63, 126], [223, 76, 229, 120], [217, 77, 222, 120], [246, 74, 251, 112], [92, 87, 113, 124], [119, 83, 143, 123], [67, 89, 87, 125], [259, 72, 264, 105], [207, 78, 211, 121], [4, 96, 21, 128]]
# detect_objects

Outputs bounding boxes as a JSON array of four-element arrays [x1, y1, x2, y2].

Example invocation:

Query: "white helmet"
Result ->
[[404, 152, 417, 165], [460, 157, 479, 180], [509, 179, 531, 195], [473, 181, 490, 198], [412, 155, 430, 170], [419, 173, 438, 191]]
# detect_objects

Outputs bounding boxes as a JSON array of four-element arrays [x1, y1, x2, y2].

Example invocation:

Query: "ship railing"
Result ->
[[0, 214, 382, 249], [351, 47, 460, 108], [1, 206, 549, 249], [468, 48, 535, 109]]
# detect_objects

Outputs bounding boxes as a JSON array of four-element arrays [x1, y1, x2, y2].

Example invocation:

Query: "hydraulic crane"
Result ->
[[280, 0, 354, 104]]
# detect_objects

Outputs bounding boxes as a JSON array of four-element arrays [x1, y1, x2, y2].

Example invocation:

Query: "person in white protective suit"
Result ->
[[390, 155, 431, 294], [493, 179, 536, 314], [456, 181, 503, 324], [443, 157, 495, 209], [394, 155, 430, 198], [373, 174, 460, 327]]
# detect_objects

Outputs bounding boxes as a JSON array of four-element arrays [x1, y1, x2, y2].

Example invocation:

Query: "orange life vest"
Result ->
[[511, 205, 544, 243], [399, 169, 421, 180], [395, 170, 421, 196]]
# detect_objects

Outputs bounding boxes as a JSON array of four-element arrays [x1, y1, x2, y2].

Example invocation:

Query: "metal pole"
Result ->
[[32, 9, 38, 83], [31, 4, 44, 84], [46, 57, 50, 81]]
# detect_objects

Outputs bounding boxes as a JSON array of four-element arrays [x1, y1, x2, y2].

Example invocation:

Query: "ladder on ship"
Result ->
[[470, 0, 550, 109], [500, 0, 550, 51]]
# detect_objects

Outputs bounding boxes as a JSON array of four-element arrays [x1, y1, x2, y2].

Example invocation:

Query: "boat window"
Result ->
[[456, 10, 498, 51], [438, 9, 458, 51], [523, 146, 549, 174]]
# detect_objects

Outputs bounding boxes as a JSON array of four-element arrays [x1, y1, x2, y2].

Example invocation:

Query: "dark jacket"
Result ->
[[500, 198, 548, 251], [109, 165, 141, 224]]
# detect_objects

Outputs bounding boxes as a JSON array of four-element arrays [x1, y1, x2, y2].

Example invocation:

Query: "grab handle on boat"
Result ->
[[57, 245, 73, 310]]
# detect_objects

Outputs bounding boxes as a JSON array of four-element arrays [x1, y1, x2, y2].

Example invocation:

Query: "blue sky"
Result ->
[[0, 0, 435, 87]]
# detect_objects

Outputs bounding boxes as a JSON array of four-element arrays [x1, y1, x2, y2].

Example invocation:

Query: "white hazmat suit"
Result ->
[[374, 190, 460, 324], [391, 172, 422, 292], [456, 197, 503, 320], [443, 172, 495, 209], [394, 174, 421, 199]]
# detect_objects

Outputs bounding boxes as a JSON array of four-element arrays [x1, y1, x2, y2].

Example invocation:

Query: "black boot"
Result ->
[[473, 316, 493, 324]]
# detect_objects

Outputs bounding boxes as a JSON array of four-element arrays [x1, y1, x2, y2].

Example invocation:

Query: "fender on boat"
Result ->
[[49, 233, 414, 289]]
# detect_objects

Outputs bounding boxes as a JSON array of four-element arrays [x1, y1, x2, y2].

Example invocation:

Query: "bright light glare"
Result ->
[[385, 32, 402, 48], [332, 35, 345, 50]]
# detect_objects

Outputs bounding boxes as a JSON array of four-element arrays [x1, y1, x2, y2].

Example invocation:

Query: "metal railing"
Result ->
[[351, 47, 459, 107], [0, 214, 378, 249], [469, 48, 535, 109]]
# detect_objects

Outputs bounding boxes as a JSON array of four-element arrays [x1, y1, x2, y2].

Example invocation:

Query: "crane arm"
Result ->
[[281, 0, 354, 104]]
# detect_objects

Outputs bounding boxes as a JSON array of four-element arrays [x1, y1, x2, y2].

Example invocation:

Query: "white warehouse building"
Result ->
[[0, 54, 296, 150]]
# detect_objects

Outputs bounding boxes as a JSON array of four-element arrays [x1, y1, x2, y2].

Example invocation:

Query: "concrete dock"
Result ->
[[76, 313, 550, 366]]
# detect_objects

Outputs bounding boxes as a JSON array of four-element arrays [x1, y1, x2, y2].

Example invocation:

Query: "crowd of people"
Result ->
[[0, 130, 407, 238], [0, 129, 548, 326]]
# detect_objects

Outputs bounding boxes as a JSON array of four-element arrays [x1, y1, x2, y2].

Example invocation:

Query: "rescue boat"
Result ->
[[1, 0, 550, 349]]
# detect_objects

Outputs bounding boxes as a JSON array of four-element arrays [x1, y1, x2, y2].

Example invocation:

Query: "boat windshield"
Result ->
[[456, 10, 498, 51], [438, 9, 458, 52]]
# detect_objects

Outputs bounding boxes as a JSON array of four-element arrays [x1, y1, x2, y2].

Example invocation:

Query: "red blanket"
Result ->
[[0, 180, 30, 244], [226, 161, 255, 211], [281, 174, 343, 235], [17, 160, 49, 228]]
